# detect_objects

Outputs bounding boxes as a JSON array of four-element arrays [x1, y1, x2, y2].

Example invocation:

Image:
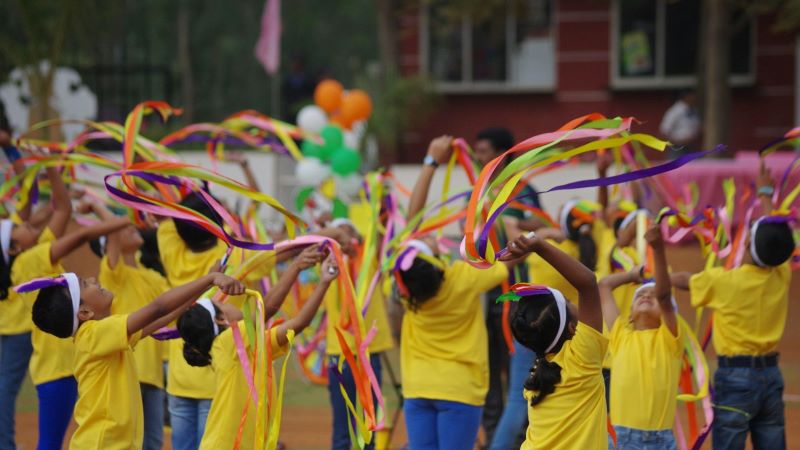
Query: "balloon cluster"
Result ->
[[295, 79, 373, 205]]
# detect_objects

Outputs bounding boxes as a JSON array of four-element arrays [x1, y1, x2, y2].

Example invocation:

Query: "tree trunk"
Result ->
[[177, 2, 194, 122], [703, 0, 731, 153], [26, 66, 63, 142]]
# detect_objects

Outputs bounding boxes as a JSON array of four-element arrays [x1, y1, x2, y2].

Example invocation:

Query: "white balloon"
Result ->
[[295, 157, 332, 182], [343, 131, 359, 150], [335, 174, 363, 200], [296, 105, 328, 134]]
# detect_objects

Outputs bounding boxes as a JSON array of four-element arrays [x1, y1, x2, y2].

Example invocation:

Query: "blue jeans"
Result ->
[[167, 394, 212, 450], [141, 383, 164, 450], [404, 398, 482, 450], [327, 353, 382, 450], [712, 366, 786, 450], [489, 339, 535, 450], [610, 426, 676, 450], [36, 376, 77, 450], [0, 332, 33, 450]]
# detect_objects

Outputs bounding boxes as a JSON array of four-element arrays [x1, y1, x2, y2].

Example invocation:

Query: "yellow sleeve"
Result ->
[[564, 322, 608, 371], [11, 241, 60, 284], [662, 320, 683, 357], [267, 326, 288, 359], [608, 317, 625, 354], [688, 267, 726, 308], [156, 221, 182, 278], [456, 261, 509, 294], [76, 315, 141, 357]]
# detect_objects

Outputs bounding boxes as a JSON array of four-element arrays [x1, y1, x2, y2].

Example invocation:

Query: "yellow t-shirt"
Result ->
[[596, 227, 616, 279], [521, 323, 608, 450], [0, 227, 55, 335], [401, 261, 508, 406], [101, 257, 169, 388], [325, 266, 394, 355], [689, 263, 791, 356], [200, 322, 286, 450], [527, 239, 580, 304], [609, 319, 682, 430], [71, 314, 143, 450], [158, 219, 274, 398], [11, 235, 76, 385]]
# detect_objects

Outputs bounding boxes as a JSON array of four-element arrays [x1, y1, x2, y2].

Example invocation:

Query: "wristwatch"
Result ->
[[423, 155, 439, 168]]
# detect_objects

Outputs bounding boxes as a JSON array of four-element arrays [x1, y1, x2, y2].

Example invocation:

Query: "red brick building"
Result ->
[[395, 0, 797, 162]]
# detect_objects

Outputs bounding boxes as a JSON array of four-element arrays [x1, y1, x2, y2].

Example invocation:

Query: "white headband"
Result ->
[[619, 209, 649, 234], [329, 218, 355, 229], [1, 219, 13, 264], [545, 288, 568, 354], [559, 200, 579, 236], [196, 298, 219, 336], [750, 217, 767, 268], [62, 273, 82, 336], [405, 239, 434, 257]]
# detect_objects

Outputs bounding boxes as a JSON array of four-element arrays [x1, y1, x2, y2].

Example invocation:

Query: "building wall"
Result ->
[[397, 0, 796, 163]]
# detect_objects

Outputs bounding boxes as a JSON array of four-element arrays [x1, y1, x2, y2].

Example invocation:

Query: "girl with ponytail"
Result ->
[[177, 246, 338, 450], [501, 231, 607, 450]]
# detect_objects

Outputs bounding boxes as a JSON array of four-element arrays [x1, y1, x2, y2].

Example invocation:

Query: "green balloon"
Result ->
[[301, 140, 323, 159], [330, 148, 362, 175], [320, 125, 344, 150]]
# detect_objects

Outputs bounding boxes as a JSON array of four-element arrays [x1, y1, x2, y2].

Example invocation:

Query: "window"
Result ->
[[612, 0, 755, 88], [423, 0, 555, 92]]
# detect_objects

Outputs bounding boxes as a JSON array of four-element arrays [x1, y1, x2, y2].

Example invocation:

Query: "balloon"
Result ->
[[294, 157, 332, 182], [340, 89, 372, 123], [301, 140, 323, 159], [296, 105, 328, 134], [314, 79, 344, 113], [330, 113, 354, 130], [320, 125, 344, 150], [330, 148, 362, 176], [334, 173, 363, 200], [343, 130, 359, 150]]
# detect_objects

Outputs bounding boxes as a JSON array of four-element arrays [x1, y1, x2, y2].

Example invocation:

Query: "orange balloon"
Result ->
[[330, 112, 354, 130], [314, 79, 344, 113], [340, 89, 373, 123]]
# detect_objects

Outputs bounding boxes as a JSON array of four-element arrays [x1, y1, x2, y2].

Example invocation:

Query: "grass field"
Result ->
[[9, 244, 800, 449]]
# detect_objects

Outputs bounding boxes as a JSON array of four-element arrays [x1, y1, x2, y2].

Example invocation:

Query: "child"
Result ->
[[323, 219, 393, 450], [599, 225, 681, 449], [670, 165, 793, 450], [3, 155, 82, 450], [178, 249, 337, 449], [82, 200, 171, 450], [396, 136, 524, 449], [21, 258, 244, 450], [501, 230, 607, 450]]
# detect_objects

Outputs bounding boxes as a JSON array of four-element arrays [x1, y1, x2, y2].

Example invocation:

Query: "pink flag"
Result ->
[[254, 0, 281, 75]]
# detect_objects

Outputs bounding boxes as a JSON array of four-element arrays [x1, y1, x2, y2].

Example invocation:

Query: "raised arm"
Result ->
[[49, 216, 130, 264], [669, 271, 692, 291], [596, 152, 611, 217], [136, 273, 244, 337], [44, 157, 72, 238], [407, 136, 453, 221], [646, 225, 677, 335], [598, 266, 642, 330], [272, 256, 338, 347], [503, 233, 602, 332], [263, 244, 324, 319]]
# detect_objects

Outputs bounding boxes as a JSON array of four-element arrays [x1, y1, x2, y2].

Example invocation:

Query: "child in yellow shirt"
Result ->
[[21, 260, 244, 450], [501, 231, 608, 450], [177, 250, 337, 449], [599, 225, 681, 449]]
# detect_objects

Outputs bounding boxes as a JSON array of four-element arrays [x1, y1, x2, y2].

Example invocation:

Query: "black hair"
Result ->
[[476, 127, 515, 154], [0, 254, 15, 300], [177, 304, 218, 367], [612, 217, 626, 236], [564, 210, 597, 271], [753, 222, 795, 267], [138, 228, 166, 276], [174, 192, 223, 252], [89, 238, 104, 258], [32, 285, 74, 338], [397, 258, 445, 312], [511, 293, 572, 406]]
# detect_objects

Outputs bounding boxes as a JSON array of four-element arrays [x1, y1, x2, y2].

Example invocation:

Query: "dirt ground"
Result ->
[[10, 244, 800, 449]]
